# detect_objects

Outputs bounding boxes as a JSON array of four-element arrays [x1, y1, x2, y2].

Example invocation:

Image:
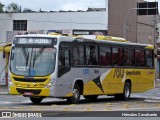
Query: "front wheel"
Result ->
[[30, 97, 43, 104], [67, 84, 81, 104]]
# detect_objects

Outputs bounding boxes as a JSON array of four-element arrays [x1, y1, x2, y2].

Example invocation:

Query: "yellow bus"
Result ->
[[8, 34, 155, 104]]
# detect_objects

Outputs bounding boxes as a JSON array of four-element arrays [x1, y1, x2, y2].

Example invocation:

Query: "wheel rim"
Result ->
[[125, 85, 130, 98], [73, 89, 79, 100]]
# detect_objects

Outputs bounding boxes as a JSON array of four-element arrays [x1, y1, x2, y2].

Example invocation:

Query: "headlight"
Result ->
[[8, 77, 14, 86], [45, 78, 55, 88]]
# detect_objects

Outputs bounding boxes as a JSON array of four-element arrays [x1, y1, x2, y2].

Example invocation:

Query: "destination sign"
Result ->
[[13, 37, 57, 45]]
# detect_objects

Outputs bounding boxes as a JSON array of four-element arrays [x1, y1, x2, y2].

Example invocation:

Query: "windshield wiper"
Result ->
[[22, 47, 29, 67], [33, 46, 45, 68], [26, 53, 29, 67]]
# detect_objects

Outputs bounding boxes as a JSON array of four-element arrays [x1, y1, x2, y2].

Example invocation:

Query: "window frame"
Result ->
[[13, 20, 27, 31]]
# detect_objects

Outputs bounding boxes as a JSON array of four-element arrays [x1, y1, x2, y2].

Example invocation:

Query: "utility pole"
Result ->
[[153, 16, 160, 82]]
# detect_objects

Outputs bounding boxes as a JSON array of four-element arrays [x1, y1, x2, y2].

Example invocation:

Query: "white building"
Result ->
[[0, 9, 108, 85]]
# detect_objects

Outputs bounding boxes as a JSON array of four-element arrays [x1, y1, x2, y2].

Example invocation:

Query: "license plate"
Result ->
[[24, 92, 33, 96]]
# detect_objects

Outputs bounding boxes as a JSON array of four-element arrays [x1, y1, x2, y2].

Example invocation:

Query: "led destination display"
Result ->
[[13, 37, 57, 45]]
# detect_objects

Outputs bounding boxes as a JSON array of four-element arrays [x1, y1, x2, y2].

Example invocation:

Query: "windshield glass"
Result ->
[[10, 46, 56, 76]]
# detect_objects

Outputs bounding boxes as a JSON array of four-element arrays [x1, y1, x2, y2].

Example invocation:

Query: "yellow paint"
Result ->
[[0, 46, 11, 52], [85, 107, 93, 111], [83, 68, 154, 96], [96, 36, 127, 42], [65, 92, 73, 97], [123, 104, 129, 109], [63, 108, 70, 111], [9, 73, 51, 96], [145, 45, 154, 49]]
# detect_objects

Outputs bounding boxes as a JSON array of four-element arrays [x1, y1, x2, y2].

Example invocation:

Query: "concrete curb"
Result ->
[[0, 92, 9, 95]]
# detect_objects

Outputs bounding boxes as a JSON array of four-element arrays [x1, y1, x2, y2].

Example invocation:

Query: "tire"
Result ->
[[114, 82, 131, 100], [30, 97, 43, 104], [83, 95, 98, 100], [67, 84, 81, 104], [121, 82, 131, 100]]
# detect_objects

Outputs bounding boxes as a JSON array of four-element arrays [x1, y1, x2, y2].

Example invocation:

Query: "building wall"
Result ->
[[108, 0, 137, 42], [0, 11, 108, 42], [156, 18, 160, 44], [137, 16, 154, 44]]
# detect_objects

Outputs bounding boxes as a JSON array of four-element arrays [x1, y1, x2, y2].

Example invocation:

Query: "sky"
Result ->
[[0, 0, 106, 11], [0, 0, 159, 11]]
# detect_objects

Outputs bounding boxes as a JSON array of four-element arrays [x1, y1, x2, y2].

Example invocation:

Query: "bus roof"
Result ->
[[13, 34, 154, 50]]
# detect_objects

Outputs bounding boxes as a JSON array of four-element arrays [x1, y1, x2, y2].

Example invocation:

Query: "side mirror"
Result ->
[[3, 50, 5, 58], [155, 54, 157, 58], [3, 44, 12, 58]]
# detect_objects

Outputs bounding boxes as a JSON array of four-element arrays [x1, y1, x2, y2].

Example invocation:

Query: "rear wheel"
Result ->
[[67, 84, 81, 104], [83, 95, 98, 100], [114, 82, 131, 100], [30, 97, 43, 104], [122, 82, 131, 100]]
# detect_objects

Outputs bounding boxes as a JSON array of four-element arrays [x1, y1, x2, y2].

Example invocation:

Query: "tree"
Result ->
[[0, 2, 4, 13], [23, 8, 33, 13], [6, 2, 21, 12]]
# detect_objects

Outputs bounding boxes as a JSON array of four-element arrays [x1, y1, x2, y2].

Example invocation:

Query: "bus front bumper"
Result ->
[[9, 85, 50, 97]]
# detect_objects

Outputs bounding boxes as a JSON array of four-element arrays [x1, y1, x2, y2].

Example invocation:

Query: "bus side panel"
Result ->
[[51, 67, 85, 97], [83, 68, 124, 96], [130, 69, 154, 93]]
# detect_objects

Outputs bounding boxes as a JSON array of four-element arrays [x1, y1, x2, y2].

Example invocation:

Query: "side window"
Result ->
[[145, 50, 153, 68], [86, 46, 98, 65], [64, 50, 70, 66], [112, 47, 123, 66], [99, 46, 111, 66], [124, 49, 135, 66], [135, 49, 145, 67], [59, 49, 70, 68], [73, 45, 84, 66], [140, 50, 145, 67]]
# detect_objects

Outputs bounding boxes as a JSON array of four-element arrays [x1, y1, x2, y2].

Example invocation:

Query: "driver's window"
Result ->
[[59, 49, 70, 68]]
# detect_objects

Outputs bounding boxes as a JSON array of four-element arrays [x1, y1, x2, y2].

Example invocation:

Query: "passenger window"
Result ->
[[112, 47, 123, 66], [99, 47, 111, 66], [135, 50, 145, 67], [86, 46, 98, 65], [124, 49, 135, 67], [73, 46, 84, 66], [145, 50, 153, 67]]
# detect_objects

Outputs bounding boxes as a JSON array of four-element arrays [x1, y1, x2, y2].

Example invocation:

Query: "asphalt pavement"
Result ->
[[0, 86, 8, 95]]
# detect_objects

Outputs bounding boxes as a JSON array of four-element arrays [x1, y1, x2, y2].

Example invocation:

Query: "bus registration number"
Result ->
[[24, 92, 33, 96]]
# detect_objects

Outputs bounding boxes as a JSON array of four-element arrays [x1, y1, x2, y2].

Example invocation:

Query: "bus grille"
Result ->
[[16, 88, 41, 95], [13, 77, 47, 82]]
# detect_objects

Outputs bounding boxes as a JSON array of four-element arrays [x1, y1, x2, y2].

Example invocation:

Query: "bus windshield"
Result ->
[[10, 46, 56, 76]]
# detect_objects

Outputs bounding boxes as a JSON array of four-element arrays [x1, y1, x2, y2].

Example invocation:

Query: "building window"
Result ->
[[13, 20, 27, 31]]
